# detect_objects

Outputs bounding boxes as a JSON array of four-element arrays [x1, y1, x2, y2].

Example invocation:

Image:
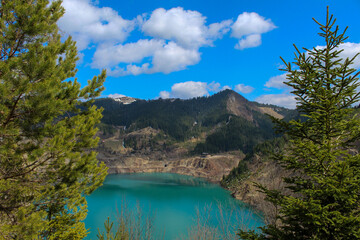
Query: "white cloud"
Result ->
[[235, 83, 254, 94], [107, 63, 150, 77], [231, 12, 276, 38], [93, 40, 200, 76], [59, 0, 134, 50], [170, 81, 209, 99], [235, 34, 261, 50], [207, 20, 233, 41], [265, 73, 290, 89], [107, 93, 126, 98], [159, 81, 229, 99], [141, 7, 232, 49], [85, 6, 234, 76], [92, 39, 165, 68], [231, 12, 276, 50], [255, 93, 296, 109], [59, 2, 278, 75], [151, 42, 201, 74]]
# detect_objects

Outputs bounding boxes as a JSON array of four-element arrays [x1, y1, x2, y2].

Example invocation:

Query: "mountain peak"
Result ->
[[222, 90, 257, 121]]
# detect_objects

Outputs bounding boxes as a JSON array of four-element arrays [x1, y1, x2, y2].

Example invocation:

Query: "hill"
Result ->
[[94, 89, 295, 155]]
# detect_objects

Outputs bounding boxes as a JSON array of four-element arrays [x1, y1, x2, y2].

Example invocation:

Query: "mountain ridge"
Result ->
[[94, 89, 296, 156]]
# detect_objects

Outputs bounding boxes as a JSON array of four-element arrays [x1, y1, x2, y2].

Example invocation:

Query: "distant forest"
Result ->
[[94, 90, 296, 154]]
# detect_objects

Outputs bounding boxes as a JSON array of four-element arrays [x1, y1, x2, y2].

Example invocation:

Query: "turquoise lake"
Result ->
[[85, 173, 263, 240]]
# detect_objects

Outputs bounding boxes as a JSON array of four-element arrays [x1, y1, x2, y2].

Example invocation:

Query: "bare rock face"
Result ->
[[226, 91, 284, 121], [98, 152, 242, 182], [258, 107, 284, 119], [226, 92, 256, 121]]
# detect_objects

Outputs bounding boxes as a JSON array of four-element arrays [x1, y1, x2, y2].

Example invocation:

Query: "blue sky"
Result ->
[[58, 0, 360, 108]]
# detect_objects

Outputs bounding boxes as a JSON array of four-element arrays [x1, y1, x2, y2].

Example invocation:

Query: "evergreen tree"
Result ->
[[0, 0, 107, 239], [240, 8, 360, 239]]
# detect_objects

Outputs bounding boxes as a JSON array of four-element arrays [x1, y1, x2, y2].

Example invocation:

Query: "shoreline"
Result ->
[[103, 170, 267, 223], [97, 151, 271, 220]]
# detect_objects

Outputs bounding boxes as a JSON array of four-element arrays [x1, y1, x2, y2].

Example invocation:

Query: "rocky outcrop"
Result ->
[[113, 96, 137, 105], [98, 152, 242, 182], [226, 92, 257, 121], [226, 91, 284, 121], [225, 153, 293, 222]]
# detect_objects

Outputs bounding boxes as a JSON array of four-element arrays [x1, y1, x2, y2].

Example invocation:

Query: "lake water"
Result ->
[[85, 173, 263, 240]]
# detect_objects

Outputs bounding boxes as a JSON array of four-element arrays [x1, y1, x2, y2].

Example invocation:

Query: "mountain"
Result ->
[[94, 90, 296, 155]]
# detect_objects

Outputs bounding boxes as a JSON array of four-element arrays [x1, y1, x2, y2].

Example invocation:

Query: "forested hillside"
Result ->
[[94, 89, 297, 155]]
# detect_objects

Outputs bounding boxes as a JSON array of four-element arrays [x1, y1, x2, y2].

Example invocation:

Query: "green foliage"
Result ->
[[221, 160, 249, 187], [194, 114, 276, 154], [221, 137, 285, 188], [98, 123, 117, 138], [240, 8, 360, 239], [0, 0, 107, 239]]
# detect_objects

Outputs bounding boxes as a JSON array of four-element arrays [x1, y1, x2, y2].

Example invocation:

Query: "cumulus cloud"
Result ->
[[235, 34, 261, 50], [265, 73, 290, 89], [59, 1, 277, 75], [141, 7, 232, 49], [231, 12, 276, 50], [170, 81, 208, 99], [58, 0, 134, 50], [207, 20, 233, 41], [107, 63, 150, 77], [151, 42, 201, 74], [92, 39, 165, 68], [159, 81, 231, 99], [87, 6, 234, 76], [97, 41, 201, 76], [256, 94, 296, 109], [261, 73, 295, 108], [235, 83, 254, 94], [231, 12, 276, 38]]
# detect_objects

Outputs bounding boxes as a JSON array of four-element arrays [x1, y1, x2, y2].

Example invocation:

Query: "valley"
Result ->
[[93, 89, 297, 215]]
